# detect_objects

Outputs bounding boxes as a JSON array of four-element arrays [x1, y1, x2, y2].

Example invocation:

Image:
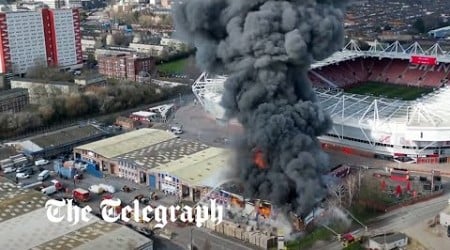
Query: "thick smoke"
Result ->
[[174, 0, 347, 217]]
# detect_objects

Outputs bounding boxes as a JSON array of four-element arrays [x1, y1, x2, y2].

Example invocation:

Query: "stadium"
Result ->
[[192, 40, 450, 164]]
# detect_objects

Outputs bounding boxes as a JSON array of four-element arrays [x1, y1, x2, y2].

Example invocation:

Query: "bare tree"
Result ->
[[345, 175, 358, 207], [328, 182, 345, 207]]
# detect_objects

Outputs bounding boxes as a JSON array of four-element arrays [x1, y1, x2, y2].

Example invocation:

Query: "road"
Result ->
[[315, 189, 450, 250], [165, 225, 258, 250]]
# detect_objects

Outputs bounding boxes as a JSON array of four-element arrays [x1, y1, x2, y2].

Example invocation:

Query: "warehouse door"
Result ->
[[149, 174, 156, 189]]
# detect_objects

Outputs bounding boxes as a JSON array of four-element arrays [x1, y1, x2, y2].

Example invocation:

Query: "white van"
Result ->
[[41, 185, 57, 195], [170, 125, 183, 135], [37, 170, 50, 181]]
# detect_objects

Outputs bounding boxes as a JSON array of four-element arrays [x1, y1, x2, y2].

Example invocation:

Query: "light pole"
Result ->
[[189, 227, 195, 250]]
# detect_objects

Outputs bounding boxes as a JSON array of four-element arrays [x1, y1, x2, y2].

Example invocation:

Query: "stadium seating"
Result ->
[[400, 64, 424, 86], [308, 58, 450, 90], [420, 66, 449, 88]]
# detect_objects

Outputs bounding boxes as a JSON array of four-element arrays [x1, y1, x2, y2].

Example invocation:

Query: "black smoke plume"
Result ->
[[174, 0, 348, 217]]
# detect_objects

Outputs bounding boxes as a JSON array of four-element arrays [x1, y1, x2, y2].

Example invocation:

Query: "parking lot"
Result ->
[[2, 159, 180, 214]]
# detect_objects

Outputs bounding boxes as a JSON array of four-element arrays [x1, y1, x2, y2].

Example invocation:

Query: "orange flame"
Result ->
[[253, 149, 267, 169]]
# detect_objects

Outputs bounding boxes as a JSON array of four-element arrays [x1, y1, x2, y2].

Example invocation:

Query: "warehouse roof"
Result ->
[[151, 147, 232, 186], [116, 138, 209, 169], [76, 128, 176, 159], [0, 177, 152, 250], [30, 125, 106, 149]]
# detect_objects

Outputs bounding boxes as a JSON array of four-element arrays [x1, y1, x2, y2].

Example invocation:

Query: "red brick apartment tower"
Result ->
[[41, 8, 58, 66], [72, 8, 83, 64], [0, 13, 11, 73]]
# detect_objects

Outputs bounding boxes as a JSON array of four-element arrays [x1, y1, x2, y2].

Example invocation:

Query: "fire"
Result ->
[[253, 149, 267, 169]]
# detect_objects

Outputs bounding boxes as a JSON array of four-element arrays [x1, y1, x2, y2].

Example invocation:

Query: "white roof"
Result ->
[[132, 111, 157, 117]]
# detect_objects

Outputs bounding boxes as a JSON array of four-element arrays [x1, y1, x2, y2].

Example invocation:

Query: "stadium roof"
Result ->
[[193, 39, 450, 128], [75, 128, 176, 159], [315, 87, 450, 127], [151, 147, 232, 187], [0, 177, 152, 250]]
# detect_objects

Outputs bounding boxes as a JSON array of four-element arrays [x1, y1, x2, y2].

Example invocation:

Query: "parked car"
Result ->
[[170, 125, 183, 135], [3, 166, 16, 173], [37, 170, 50, 181], [41, 185, 57, 195], [35, 159, 49, 166], [16, 165, 33, 173], [447, 226, 450, 238], [16, 172, 30, 179]]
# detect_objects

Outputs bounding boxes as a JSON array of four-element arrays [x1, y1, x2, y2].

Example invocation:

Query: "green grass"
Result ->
[[344, 81, 433, 100], [349, 204, 381, 224], [286, 227, 335, 250], [157, 58, 188, 74], [343, 242, 365, 250]]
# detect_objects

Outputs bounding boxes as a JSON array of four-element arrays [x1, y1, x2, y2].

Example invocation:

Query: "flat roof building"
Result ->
[[0, 88, 29, 112], [10, 78, 79, 104], [74, 128, 177, 174], [11, 124, 109, 158]]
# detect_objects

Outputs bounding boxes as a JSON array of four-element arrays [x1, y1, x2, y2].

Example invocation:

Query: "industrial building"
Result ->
[[367, 233, 408, 250], [74, 128, 230, 202], [0, 177, 153, 250], [10, 78, 79, 104], [11, 124, 109, 158], [0, 88, 29, 112], [148, 147, 230, 201], [98, 54, 155, 82], [0, 8, 82, 74], [428, 26, 450, 39], [74, 128, 177, 174]]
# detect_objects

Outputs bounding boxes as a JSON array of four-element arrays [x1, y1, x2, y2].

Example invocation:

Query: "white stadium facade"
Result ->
[[193, 40, 450, 164]]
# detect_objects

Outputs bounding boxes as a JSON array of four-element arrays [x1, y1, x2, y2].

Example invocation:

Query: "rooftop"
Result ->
[[28, 125, 107, 150], [370, 232, 408, 245], [11, 78, 76, 86], [132, 111, 157, 117], [152, 147, 232, 186], [0, 177, 152, 250], [0, 88, 28, 100], [76, 128, 176, 159], [116, 138, 209, 169]]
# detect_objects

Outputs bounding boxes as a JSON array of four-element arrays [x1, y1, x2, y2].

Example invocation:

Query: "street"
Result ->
[[315, 187, 450, 250]]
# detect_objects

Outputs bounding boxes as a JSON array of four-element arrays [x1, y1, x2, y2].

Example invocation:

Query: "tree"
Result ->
[[328, 182, 345, 207], [345, 175, 358, 207], [38, 105, 55, 123], [413, 18, 426, 34]]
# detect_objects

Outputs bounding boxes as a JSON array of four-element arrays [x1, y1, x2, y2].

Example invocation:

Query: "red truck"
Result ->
[[72, 188, 90, 202]]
